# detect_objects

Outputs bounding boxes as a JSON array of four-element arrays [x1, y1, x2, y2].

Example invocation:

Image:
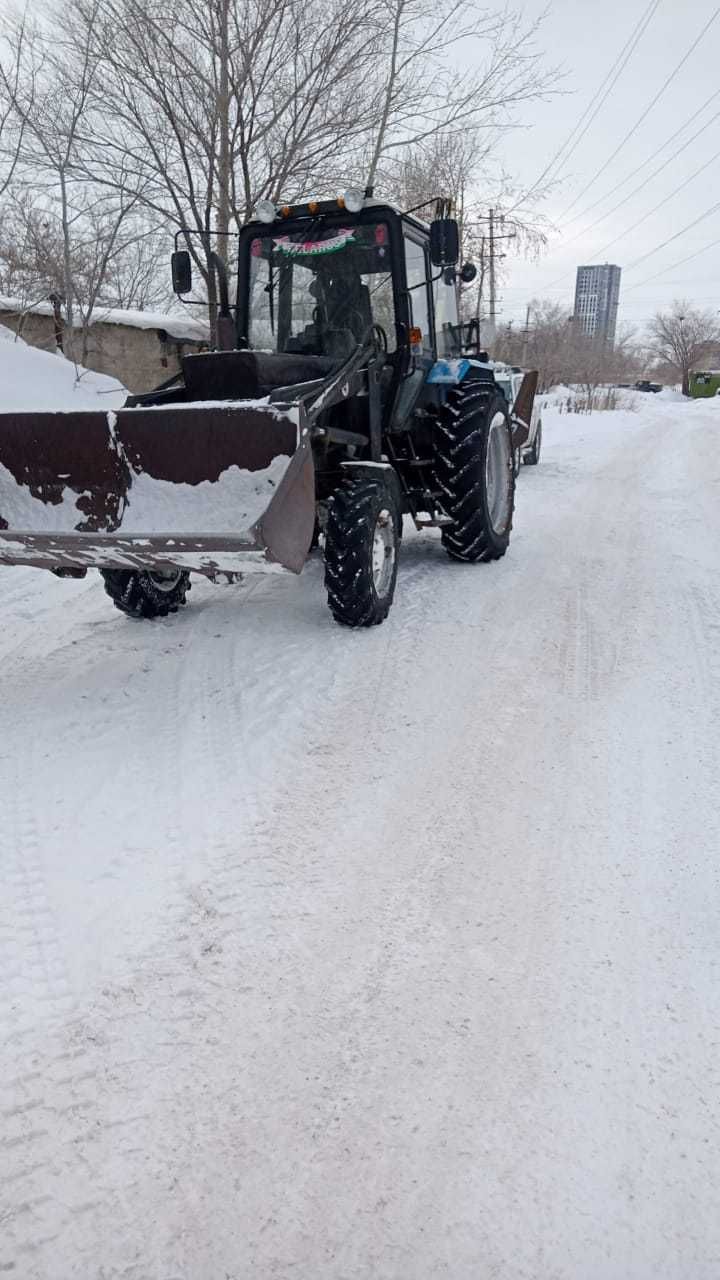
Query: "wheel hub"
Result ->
[[147, 570, 184, 593], [372, 510, 395, 598], [486, 413, 513, 533]]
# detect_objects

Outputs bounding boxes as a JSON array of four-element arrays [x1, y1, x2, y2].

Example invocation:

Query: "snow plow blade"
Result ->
[[0, 403, 315, 577], [510, 370, 539, 450]]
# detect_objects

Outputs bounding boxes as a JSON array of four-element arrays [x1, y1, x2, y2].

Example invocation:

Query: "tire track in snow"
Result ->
[[0, 567, 371, 1278], [228, 534, 569, 1267], [0, 749, 74, 1043], [684, 582, 720, 709], [0, 579, 229, 1275], [559, 576, 599, 702]]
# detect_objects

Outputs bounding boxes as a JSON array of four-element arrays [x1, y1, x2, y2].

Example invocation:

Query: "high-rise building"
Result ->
[[573, 263, 622, 344]]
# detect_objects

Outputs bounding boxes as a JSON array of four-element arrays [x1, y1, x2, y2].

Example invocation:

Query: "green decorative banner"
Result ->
[[273, 229, 356, 257]]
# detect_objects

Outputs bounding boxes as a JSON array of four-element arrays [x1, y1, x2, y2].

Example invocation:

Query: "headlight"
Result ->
[[342, 188, 365, 213], [256, 200, 276, 224]]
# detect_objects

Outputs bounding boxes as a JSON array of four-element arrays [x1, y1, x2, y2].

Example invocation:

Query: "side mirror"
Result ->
[[171, 250, 192, 295], [460, 261, 477, 283], [429, 218, 459, 268]]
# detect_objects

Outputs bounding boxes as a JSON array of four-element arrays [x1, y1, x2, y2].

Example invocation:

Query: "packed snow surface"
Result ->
[[1, 368, 719, 1277]]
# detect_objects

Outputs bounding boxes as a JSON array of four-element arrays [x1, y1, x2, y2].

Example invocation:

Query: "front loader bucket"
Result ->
[[0, 403, 315, 577]]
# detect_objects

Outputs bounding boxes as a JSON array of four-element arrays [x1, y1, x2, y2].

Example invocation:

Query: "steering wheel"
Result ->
[[372, 323, 388, 354]]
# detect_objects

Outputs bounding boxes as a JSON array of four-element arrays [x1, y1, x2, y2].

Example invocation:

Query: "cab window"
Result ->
[[433, 270, 459, 356], [404, 236, 432, 354]]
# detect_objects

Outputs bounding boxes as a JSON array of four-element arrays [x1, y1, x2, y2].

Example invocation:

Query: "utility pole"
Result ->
[[522, 304, 531, 365], [678, 314, 689, 396], [488, 208, 496, 342], [464, 212, 515, 349], [475, 236, 486, 329]]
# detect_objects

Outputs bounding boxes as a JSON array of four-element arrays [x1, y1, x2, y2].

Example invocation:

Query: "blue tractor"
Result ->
[[0, 191, 537, 627]]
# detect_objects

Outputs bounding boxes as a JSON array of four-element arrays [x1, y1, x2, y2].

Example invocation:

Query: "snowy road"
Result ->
[[2, 396, 719, 1279]]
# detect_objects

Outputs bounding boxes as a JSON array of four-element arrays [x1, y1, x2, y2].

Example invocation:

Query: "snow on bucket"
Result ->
[[0, 401, 315, 576]]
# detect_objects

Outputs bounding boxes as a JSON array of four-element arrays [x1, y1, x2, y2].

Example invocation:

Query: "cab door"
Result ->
[[390, 232, 435, 426], [403, 233, 435, 363]]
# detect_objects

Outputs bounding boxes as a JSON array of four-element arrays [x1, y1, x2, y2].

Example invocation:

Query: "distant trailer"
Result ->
[[690, 370, 720, 398]]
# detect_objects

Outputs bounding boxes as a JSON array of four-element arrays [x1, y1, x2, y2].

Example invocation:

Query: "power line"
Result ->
[[505, 0, 660, 217], [568, 86, 720, 225], [562, 105, 720, 246], [625, 235, 720, 290], [524, 110, 720, 297], [557, 5, 720, 222], [625, 198, 720, 271], [586, 144, 720, 260]]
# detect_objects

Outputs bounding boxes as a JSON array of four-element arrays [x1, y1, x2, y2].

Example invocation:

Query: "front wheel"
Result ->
[[324, 473, 401, 627], [101, 568, 191, 618]]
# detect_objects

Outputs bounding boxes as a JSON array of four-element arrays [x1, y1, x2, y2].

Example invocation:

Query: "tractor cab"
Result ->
[[167, 194, 481, 441], [169, 193, 480, 417], [234, 197, 469, 382]]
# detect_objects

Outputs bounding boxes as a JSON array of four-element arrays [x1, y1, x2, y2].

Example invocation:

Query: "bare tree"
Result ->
[[495, 299, 571, 387], [494, 298, 641, 394], [0, 191, 167, 348], [0, 11, 32, 200], [0, 6, 98, 350], [1, 0, 553, 346], [364, 0, 549, 192], [385, 128, 551, 334], [647, 301, 720, 396], [1, 4, 166, 358], [62, 0, 384, 334], [1, 3, 105, 355], [99, 228, 168, 310]]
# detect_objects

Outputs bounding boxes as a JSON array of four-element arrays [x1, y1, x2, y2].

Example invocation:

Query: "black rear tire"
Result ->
[[435, 384, 515, 563], [101, 569, 191, 618], [324, 472, 401, 627], [526, 419, 542, 466]]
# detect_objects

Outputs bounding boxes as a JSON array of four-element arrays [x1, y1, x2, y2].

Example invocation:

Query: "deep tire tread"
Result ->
[[101, 569, 191, 619], [324, 474, 401, 628], [434, 384, 515, 564]]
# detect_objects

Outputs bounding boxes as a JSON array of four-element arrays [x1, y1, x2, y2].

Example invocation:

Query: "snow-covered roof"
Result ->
[[0, 294, 209, 342]]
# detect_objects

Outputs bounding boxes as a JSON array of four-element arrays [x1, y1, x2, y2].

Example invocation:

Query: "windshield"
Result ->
[[246, 222, 396, 359]]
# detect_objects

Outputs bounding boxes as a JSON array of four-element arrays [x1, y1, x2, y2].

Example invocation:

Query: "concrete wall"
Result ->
[[0, 308, 207, 393]]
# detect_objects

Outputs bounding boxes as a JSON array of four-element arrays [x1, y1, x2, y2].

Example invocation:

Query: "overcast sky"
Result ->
[[486, 0, 719, 334]]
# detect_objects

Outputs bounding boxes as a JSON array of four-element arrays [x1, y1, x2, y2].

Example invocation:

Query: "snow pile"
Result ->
[[688, 390, 720, 410], [0, 324, 127, 411], [538, 384, 644, 415]]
